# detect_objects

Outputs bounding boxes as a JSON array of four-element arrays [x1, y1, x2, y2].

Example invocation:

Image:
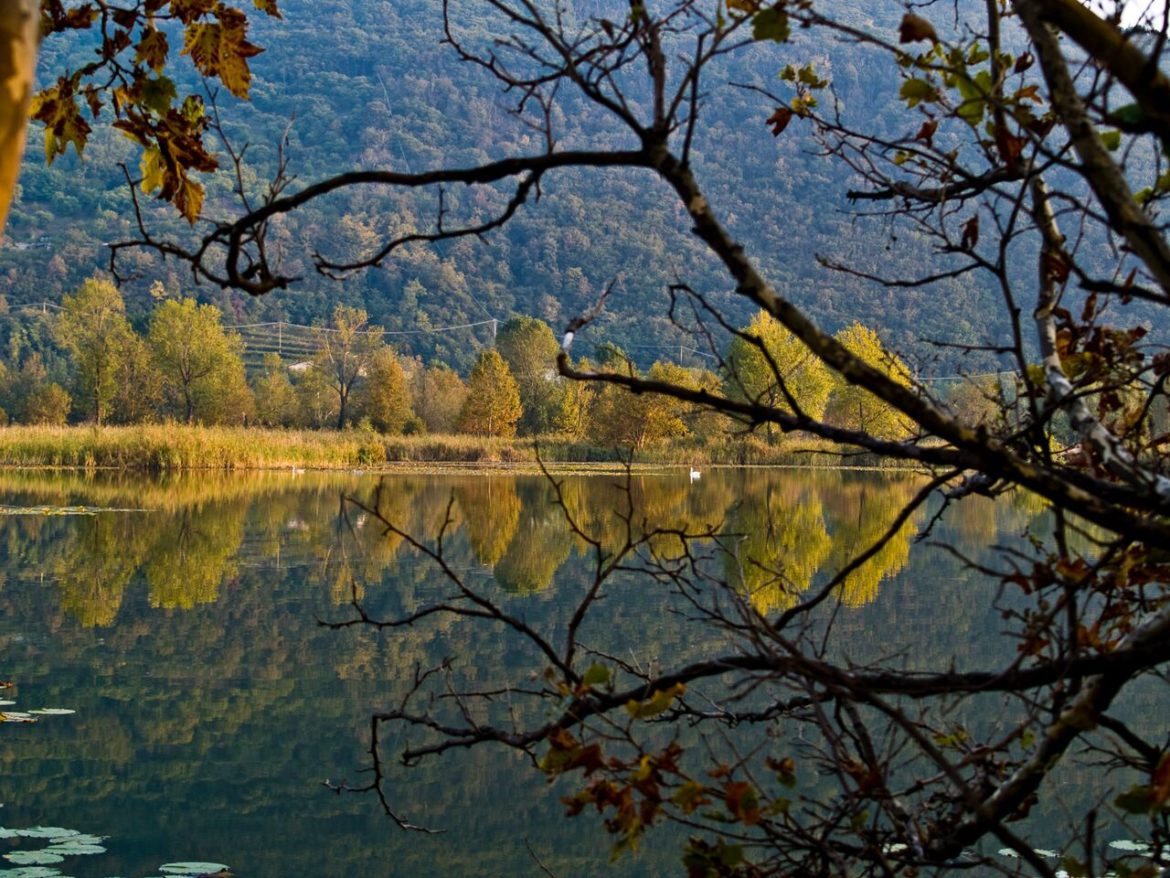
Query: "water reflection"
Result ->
[[0, 467, 1054, 877]]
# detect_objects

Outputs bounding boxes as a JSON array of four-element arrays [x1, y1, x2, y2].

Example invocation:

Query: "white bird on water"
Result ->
[[689, 466, 701, 482]]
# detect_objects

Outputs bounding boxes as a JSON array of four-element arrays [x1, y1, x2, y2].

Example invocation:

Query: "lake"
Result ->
[[0, 467, 1146, 876]]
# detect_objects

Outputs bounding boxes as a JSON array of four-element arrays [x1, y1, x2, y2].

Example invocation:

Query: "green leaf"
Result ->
[[752, 7, 789, 42], [140, 76, 177, 114], [1101, 129, 1122, 151], [899, 78, 939, 107], [1115, 786, 1154, 815], [1108, 102, 1147, 127], [582, 663, 611, 687]]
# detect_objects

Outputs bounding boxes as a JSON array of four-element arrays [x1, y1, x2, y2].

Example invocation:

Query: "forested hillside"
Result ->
[[5, 0, 1009, 374]]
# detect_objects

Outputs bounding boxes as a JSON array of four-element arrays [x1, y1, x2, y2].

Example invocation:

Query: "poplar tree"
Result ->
[[457, 350, 522, 438]]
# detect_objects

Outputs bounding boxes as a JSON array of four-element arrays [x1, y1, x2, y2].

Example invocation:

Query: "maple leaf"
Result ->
[[136, 28, 170, 73], [182, 10, 263, 98]]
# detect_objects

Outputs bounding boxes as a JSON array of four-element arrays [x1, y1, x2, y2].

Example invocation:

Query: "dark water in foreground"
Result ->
[[0, 467, 1137, 876]]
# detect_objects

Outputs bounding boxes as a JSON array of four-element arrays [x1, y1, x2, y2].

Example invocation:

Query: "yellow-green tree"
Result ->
[[313, 305, 383, 430], [726, 309, 834, 423], [457, 349, 522, 437], [54, 278, 138, 425], [148, 298, 251, 424], [410, 363, 468, 434], [357, 346, 413, 434], [252, 353, 299, 427], [589, 360, 706, 448], [824, 323, 914, 439], [495, 316, 564, 434]]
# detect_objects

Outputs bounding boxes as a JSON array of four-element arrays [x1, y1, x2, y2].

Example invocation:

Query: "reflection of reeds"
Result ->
[[0, 467, 362, 512]]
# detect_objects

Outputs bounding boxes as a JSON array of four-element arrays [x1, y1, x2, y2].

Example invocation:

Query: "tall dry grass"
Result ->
[[0, 424, 900, 470]]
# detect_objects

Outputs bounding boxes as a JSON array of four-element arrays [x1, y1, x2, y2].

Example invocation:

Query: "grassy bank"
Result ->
[[0, 424, 899, 470]]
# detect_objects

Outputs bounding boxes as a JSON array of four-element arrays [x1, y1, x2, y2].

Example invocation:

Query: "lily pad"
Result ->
[[0, 867, 64, 878], [0, 713, 37, 724], [0, 829, 23, 839], [2, 852, 64, 866], [49, 835, 102, 846], [1109, 839, 1153, 852], [12, 829, 74, 840], [27, 710, 75, 717], [0, 701, 15, 707], [44, 843, 104, 856], [158, 864, 229, 876]]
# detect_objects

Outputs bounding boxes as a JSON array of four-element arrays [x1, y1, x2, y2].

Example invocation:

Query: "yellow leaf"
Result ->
[[626, 682, 685, 719], [140, 145, 166, 195]]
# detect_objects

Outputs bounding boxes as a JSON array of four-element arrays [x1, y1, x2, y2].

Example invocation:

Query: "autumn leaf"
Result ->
[[899, 13, 938, 44], [136, 28, 170, 73], [724, 781, 762, 825], [182, 10, 263, 99], [914, 119, 938, 147], [626, 682, 685, 719], [767, 107, 793, 136]]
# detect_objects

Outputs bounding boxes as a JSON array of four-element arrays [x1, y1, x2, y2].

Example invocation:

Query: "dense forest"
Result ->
[[2, 0, 1019, 379]]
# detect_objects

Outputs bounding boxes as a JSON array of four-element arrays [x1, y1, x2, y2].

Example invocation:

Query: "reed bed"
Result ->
[[0, 425, 903, 471]]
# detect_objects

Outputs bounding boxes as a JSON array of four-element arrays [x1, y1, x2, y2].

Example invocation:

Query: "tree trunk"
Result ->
[[0, 2, 39, 234]]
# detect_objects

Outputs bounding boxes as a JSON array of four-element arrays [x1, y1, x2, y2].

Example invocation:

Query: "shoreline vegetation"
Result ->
[[0, 424, 908, 471]]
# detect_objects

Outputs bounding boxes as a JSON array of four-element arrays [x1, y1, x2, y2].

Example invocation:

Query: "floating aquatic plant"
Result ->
[[1, 824, 225, 878], [158, 864, 230, 876]]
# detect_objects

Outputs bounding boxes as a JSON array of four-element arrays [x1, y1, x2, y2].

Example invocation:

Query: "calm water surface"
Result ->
[[0, 468, 1117, 876]]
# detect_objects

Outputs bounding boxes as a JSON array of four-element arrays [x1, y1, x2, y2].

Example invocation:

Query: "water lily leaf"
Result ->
[[0, 713, 37, 723], [44, 843, 105, 855], [1109, 839, 1152, 852], [13, 829, 74, 839], [49, 834, 102, 846], [0, 829, 23, 839], [28, 710, 76, 717], [158, 864, 229, 875], [0, 700, 16, 706], [3, 852, 64, 866], [0, 867, 65, 878]]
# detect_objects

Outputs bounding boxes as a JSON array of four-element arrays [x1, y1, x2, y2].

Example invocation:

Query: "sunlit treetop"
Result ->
[[34, 0, 281, 223]]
